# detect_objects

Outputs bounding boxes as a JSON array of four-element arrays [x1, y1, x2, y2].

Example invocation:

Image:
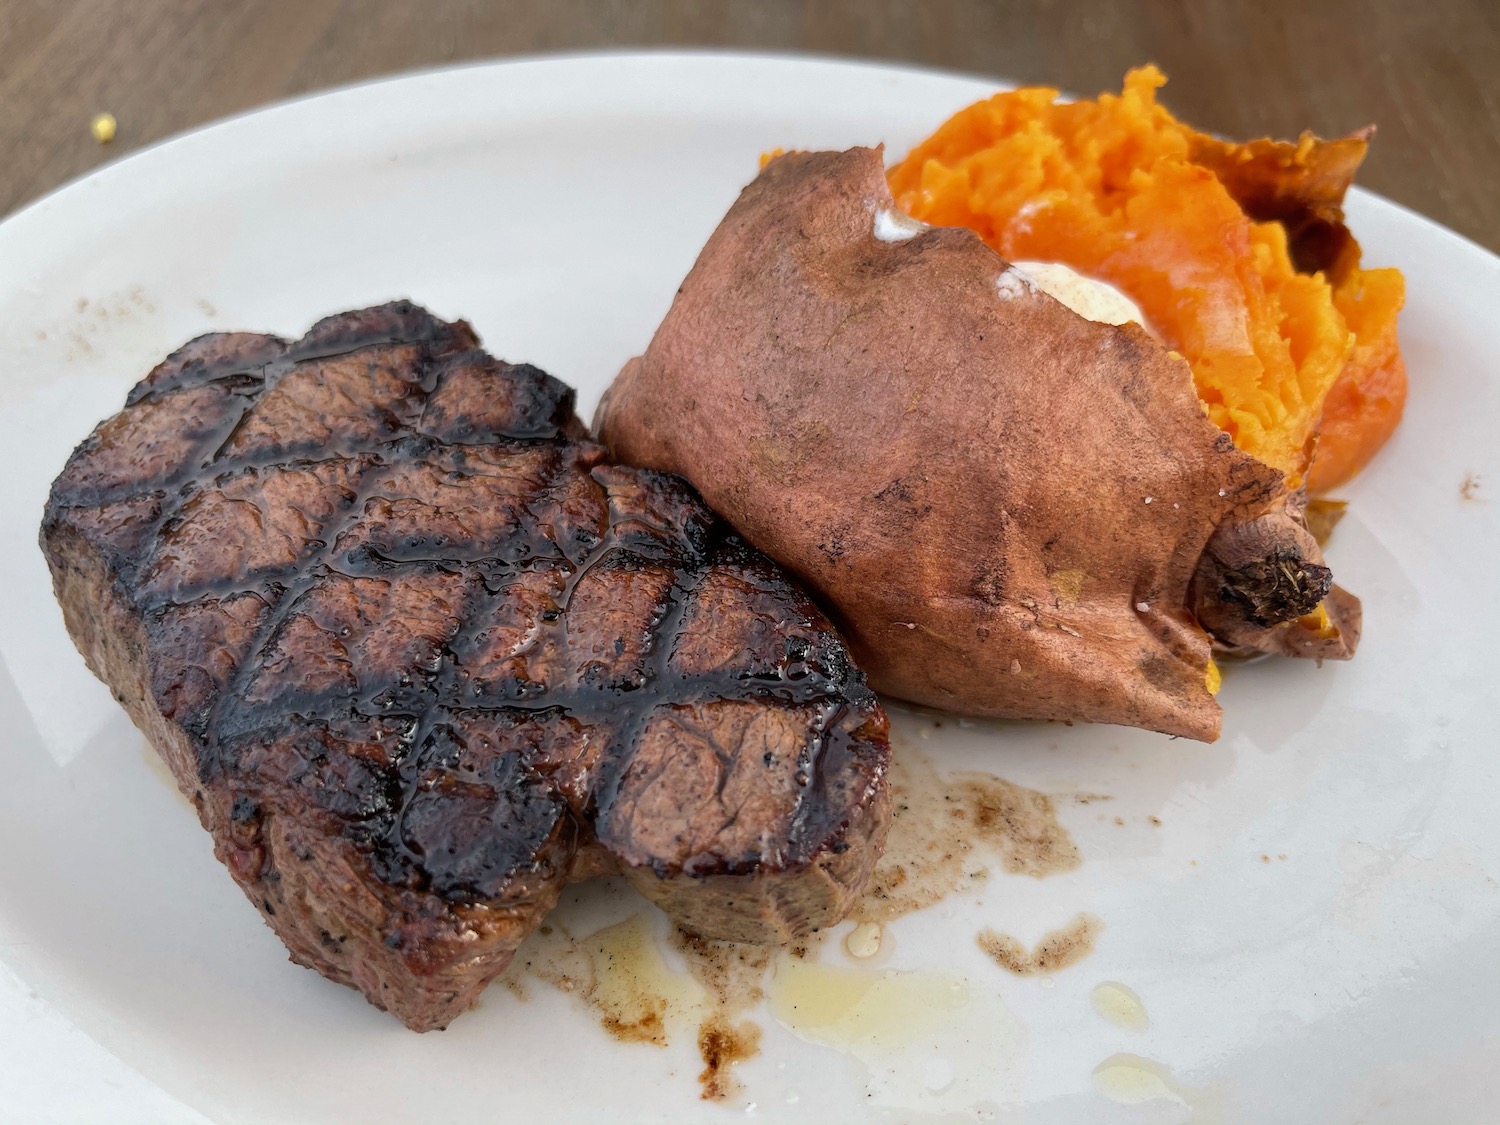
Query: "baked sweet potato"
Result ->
[[596, 147, 1358, 741]]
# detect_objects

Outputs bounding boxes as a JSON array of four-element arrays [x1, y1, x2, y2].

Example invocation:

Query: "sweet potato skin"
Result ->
[[1187, 127, 1373, 280], [598, 147, 1314, 741]]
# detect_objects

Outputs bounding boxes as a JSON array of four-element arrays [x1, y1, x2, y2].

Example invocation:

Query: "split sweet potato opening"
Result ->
[[886, 66, 1406, 493]]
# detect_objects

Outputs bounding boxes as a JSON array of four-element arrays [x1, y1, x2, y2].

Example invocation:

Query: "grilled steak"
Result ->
[[41, 302, 890, 1032]]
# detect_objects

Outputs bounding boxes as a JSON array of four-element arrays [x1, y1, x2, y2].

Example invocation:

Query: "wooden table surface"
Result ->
[[2, 0, 1497, 251]]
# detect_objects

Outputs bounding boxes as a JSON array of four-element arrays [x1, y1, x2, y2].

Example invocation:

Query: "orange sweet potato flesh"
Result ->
[[598, 148, 1359, 741], [885, 66, 1406, 492], [1314, 267, 1407, 490]]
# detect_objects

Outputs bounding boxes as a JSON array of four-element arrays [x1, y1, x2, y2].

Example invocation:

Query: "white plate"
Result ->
[[1, 52, 1497, 1125]]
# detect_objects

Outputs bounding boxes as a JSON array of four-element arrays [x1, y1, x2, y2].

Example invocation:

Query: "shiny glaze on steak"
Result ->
[[41, 302, 890, 1031]]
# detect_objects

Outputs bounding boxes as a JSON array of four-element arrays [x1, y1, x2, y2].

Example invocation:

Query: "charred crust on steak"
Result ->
[[41, 301, 890, 1031]]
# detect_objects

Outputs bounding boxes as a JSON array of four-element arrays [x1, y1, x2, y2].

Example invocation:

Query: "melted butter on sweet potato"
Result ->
[[1012, 260, 1148, 329]]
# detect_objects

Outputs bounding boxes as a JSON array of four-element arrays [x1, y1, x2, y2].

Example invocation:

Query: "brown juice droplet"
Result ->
[[670, 928, 772, 1100], [854, 745, 1081, 923], [505, 912, 771, 1100], [696, 1015, 762, 1102], [977, 913, 1102, 975], [511, 914, 699, 1048]]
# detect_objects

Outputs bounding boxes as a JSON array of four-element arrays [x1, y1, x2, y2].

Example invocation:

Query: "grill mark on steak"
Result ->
[[41, 301, 890, 1032]]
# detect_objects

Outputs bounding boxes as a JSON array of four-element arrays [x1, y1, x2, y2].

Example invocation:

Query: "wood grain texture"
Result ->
[[1, 0, 1497, 250]]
